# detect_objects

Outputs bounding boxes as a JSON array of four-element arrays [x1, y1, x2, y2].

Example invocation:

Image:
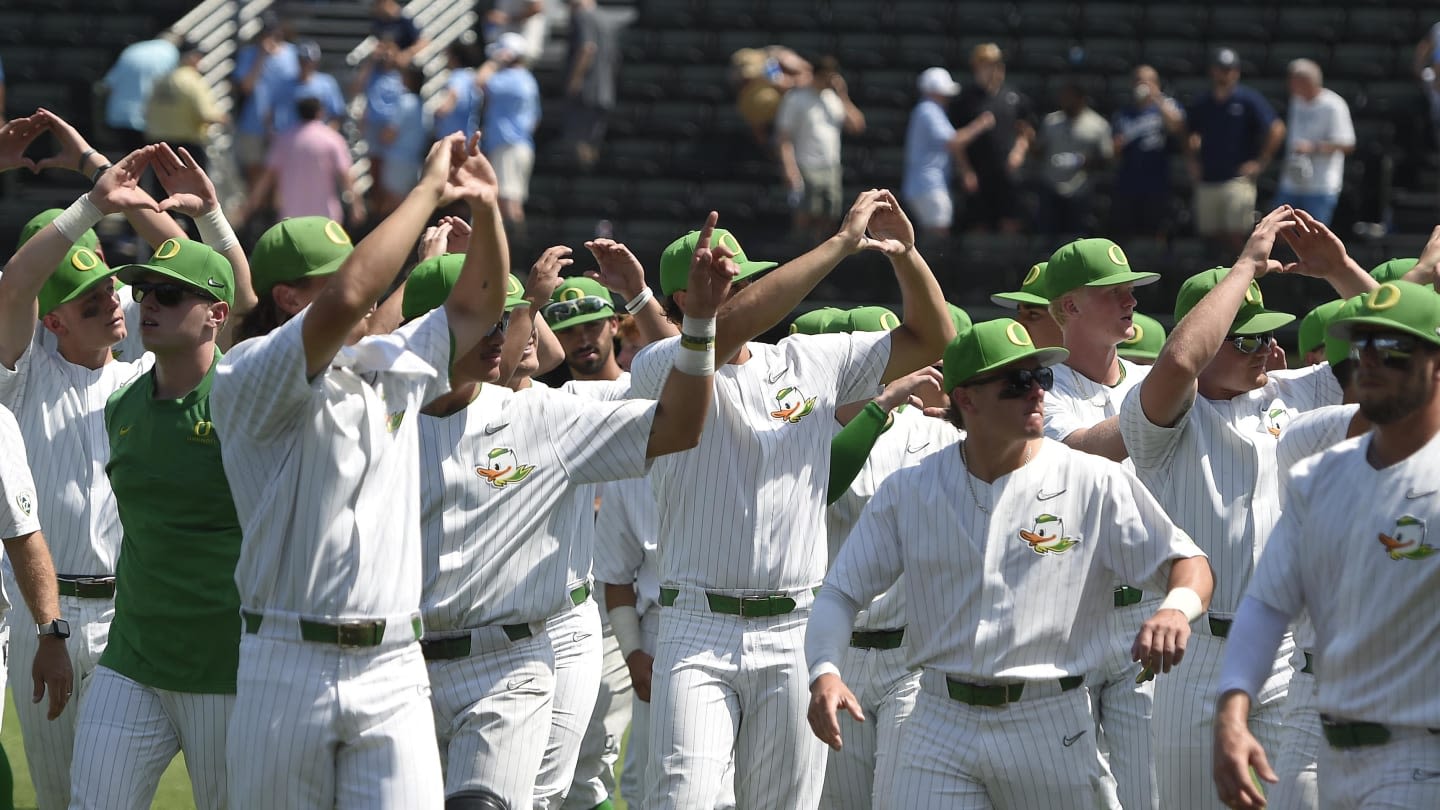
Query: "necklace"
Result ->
[[960, 440, 1035, 515]]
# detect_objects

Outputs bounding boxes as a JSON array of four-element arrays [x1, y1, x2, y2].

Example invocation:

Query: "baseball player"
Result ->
[[1296, 299, 1345, 366], [70, 238, 240, 809], [807, 318, 1212, 809], [990, 260, 1064, 348], [1118, 207, 1377, 810], [635, 191, 954, 809], [1117, 313, 1166, 365], [211, 133, 508, 808], [1214, 280, 1440, 810], [414, 224, 731, 810]]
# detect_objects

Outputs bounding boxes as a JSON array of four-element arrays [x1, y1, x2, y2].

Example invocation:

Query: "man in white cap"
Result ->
[[902, 67, 995, 239]]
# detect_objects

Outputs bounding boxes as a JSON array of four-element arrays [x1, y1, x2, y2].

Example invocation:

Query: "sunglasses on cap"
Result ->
[[963, 366, 1055, 398], [1226, 332, 1275, 355], [131, 282, 216, 308], [541, 295, 610, 326], [1349, 333, 1419, 370], [485, 310, 513, 337]]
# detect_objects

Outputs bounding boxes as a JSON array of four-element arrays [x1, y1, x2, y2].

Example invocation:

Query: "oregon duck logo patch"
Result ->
[[1019, 514, 1079, 555], [477, 448, 535, 489], [770, 386, 816, 424], [1379, 516, 1436, 561]]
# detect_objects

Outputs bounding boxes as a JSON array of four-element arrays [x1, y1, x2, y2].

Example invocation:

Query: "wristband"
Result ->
[[51, 194, 104, 244], [609, 604, 643, 658], [195, 206, 240, 252], [77, 148, 96, 173], [676, 315, 716, 375], [624, 286, 654, 315], [1158, 587, 1205, 623], [680, 315, 716, 339], [89, 163, 112, 186]]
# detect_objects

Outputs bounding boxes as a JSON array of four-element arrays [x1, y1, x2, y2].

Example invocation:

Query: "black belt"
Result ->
[[946, 676, 1084, 707], [849, 627, 905, 650], [1209, 617, 1232, 638], [241, 610, 421, 648], [1321, 716, 1440, 750], [659, 587, 800, 618], [1113, 587, 1144, 608], [57, 576, 116, 599], [420, 625, 534, 661]]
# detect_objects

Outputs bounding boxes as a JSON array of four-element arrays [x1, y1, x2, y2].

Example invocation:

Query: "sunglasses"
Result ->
[[1349, 333, 1419, 369], [541, 296, 610, 325], [486, 310, 513, 337], [131, 282, 215, 308], [1226, 333, 1275, 355], [964, 366, 1055, 398]]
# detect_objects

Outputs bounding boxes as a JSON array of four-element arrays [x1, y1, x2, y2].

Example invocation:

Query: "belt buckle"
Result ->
[[737, 596, 769, 618], [336, 621, 381, 648]]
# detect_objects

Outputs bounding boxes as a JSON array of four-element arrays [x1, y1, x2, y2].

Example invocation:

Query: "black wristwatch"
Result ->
[[36, 619, 70, 640]]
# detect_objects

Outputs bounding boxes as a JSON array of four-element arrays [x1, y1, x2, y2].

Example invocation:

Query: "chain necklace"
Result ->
[[959, 440, 1035, 515]]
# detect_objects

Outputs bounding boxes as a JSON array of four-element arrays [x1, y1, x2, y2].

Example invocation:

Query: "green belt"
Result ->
[[658, 587, 799, 618], [420, 624, 533, 661], [570, 582, 591, 606], [946, 676, 1084, 707], [1113, 587, 1144, 608], [849, 628, 905, 650], [241, 610, 422, 648], [1209, 617, 1232, 638], [1321, 716, 1440, 749], [57, 577, 116, 599], [1302, 651, 1314, 675]]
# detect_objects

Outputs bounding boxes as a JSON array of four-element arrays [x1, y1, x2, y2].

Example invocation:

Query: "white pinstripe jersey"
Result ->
[[211, 307, 451, 619], [1044, 358, 1150, 449], [559, 373, 632, 591], [826, 406, 959, 630], [418, 382, 654, 629], [0, 328, 149, 575], [628, 332, 890, 591], [0, 403, 41, 614], [1119, 365, 1342, 616], [824, 439, 1202, 680], [1249, 430, 1440, 727], [593, 473, 661, 618]]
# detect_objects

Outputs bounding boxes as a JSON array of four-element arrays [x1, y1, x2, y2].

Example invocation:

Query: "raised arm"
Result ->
[[863, 191, 954, 381], [505, 246, 571, 384], [152, 144, 257, 322], [441, 135, 510, 356], [585, 239, 678, 344], [1278, 208, 1378, 299]]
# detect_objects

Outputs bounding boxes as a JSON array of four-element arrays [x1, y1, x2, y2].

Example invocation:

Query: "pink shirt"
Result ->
[[265, 121, 352, 221]]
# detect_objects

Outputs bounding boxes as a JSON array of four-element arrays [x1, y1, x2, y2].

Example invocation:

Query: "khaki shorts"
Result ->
[[1193, 177, 1257, 236], [798, 164, 843, 220], [491, 142, 534, 203]]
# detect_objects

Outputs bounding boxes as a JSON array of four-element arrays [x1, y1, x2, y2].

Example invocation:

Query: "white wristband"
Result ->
[[680, 315, 716, 338], [624, 286, 654, 315], [676, 315, 716, 376], [51, 194, 103, 245], [609, 604, 643, 658], [1159, 587, 1205, 623], [195, 206, 239, 252]]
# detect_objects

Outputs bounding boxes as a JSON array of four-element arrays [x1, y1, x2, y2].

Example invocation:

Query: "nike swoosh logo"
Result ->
[[1406, 489, 1437, 499], [206, 278, 226, 289], [1062, 731, 1087, 747], [1037, 489, 1066, 501], [484, 422, 508, 435], [507, 677, 535, 690], [767, 366, 788, 384], [1413, 769, 1440, 782], [906, 442, 930, 454]]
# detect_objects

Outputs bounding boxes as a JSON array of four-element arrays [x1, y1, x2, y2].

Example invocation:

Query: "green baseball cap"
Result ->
[[1117, 312, 1166, 361], [845, 305, 900, 333], [37, 244, 119, 317], [402, 255, 527, 321], [1328, 281, 1440, 348], [1323, 296, 1361, 367], [544, 276, 617, 332], [948, 303, 973, 335], [1043, 239, 1160, 301], [250, 216, 354, 297], [18, 208, 99, 252], [991, 261, 1051, 308], [1174, 268, 1295, 336], [1370, 258, 1418, 285], [942, 318, 1070, 392], [1297, 299, 1345, 355], [789, 307, 844, 335], [659, 227, 777, 296], [115, 238, 234, 308]]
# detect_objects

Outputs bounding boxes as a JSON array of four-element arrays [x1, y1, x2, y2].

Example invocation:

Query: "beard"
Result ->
[[568, 344, 609, 375], [1359, 374, 1434, 425]]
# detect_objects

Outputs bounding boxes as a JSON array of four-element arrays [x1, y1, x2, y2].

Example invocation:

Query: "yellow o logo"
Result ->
[[506, 276, 524, 297], [1107, 244, 1129, 267], [1367, 283, 1402, 311], [718, 232, 741, 254], [70, 248, 100, 272], [1022, 263, 1042, 286], [192, 421, 213, 438], [154, 239, 182, 260], [323, 220, 351, 245], [1243, 284, 1260, 306], [880, 313, 900, 330], [1005, 321, 1033, 347], [558, 286, 584, 301], [1127, 323, 1144, 344], [788, 323, 799, 335]]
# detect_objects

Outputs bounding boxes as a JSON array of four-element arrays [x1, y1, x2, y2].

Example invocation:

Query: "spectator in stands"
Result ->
[[354, 39, 406, 208], [486, 0, 547, 63], [1184, 47, 1285, 252], [231, 14, 299, 189], [243, 97, 364, 227], [1035, 81, 1112, 239], [433, 39, 481, 139], [1110, 65, 1186, 240], [371, 0, 428, 67], [731, 46, 806, 147], [272, 41, 346, 133], [563, 0, 621, 170], [376, 65, 427, 216], [1413, 22, 1440, 134], [1272, 59, 1355, 226], [901, 67, 994, 239], [954, 43, 1034, 234], [144, 40, 226, 172], [775, 56, 865, 239], [100, 32, 180, 153], [479, 32, 541, 234]]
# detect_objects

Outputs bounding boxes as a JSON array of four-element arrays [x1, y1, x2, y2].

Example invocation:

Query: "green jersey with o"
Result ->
[[103, 350, 242, 693]]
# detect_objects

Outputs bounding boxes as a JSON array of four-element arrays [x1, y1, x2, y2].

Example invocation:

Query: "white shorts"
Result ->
[[491, 143, 535, 203], [905, 188, 954, 230]]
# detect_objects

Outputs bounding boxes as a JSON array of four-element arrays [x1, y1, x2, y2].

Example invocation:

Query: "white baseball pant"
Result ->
[[1318, 725, 1440, 809], [1269, 663, 1321, 810], [536, 598, 603, 809], [822, 641, 920, 810], [69, 665, 233, 809], [1091, 599, 1160, 810], [564, 626, 631, 809]]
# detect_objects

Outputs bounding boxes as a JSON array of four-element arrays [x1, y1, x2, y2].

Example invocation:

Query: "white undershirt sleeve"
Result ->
[[1216, 596, 1292, 700], [806, 587, 861, 685]]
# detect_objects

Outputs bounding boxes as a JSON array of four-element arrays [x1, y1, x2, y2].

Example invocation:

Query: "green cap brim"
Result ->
[[547, 307, 614, 332], [735, 260, 778, 284], [1117, 348, 1159, 361], [504, 294, 529, 311], [1085, 271, 1161, 288], [114, 263, 215, 297], [1231, 310, 1296, 336], [50, 268, 122, 314], [991, 291, 1051, 308], [1329, 315, 1440, 347], [960, 346, 1071, 385]]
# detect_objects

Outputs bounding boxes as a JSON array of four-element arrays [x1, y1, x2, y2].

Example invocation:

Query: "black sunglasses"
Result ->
[[485, 310, 513, 338], [1349, 333, 1419, 370], [964, 366, 1055, 398], [131, 282, 215, 307], [1226, 333, 1275, 355]]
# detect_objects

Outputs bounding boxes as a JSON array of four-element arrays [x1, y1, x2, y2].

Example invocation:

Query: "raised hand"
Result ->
[[525, 245, 573, 304], [833, 189, 895, 255], [1278, 208, 1351, 279], [865, 190, 916, 256], [32, 108, 95, 174], [417, 133, 461, 199], [584, 238, 648, 299], [154, 144, 219, 217], [874, 366, 943, 412], [1237, 206, 1298, 274], [417, 220, 453, 262], [88, 145, 161, 215], [0, 115, 44, 173], [442, 215, 473, 254], [683, 211, 738, 319], [441, 132, 500, 209]]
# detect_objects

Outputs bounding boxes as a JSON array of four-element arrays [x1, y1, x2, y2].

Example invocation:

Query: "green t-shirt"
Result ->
[[102, 351, 242, 693]]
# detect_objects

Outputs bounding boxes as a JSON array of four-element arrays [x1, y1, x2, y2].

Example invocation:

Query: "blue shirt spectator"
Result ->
[[902, 98, 956, 199], [272, 72, 346, 133], [481, 66, 540, 152], [381, 90, 427, 165], [433, 68, 480, 139], [1112, 104, 1174, 196], [363, 67, 406, 141], [231, 42, 300, 136], [102, 38, 180, 132], [1186, 84, 1277, 183]]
